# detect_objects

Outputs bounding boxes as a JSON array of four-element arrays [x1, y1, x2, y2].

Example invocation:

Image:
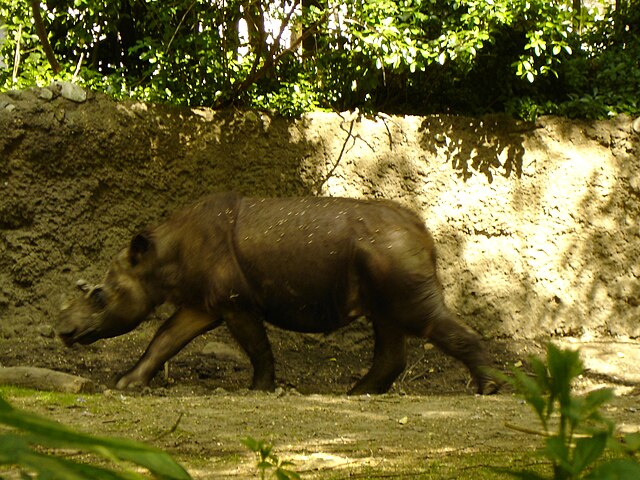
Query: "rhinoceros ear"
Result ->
[[129, 231, 154, 267]]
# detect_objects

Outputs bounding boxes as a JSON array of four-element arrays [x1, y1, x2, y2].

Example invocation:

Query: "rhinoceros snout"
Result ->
[[56, 308, 89, 347], [57, 327, 78, 347], [57, 324, 99, 347]]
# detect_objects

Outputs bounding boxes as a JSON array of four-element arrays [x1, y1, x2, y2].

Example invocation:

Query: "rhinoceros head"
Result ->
[[57, 232, 162, 346]]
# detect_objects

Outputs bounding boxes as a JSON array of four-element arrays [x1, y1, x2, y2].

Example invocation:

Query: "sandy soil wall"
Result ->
[[1, 86, 639, 341]]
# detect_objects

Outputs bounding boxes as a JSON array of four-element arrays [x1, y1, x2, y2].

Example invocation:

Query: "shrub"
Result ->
[[499, 344, 640, 479]]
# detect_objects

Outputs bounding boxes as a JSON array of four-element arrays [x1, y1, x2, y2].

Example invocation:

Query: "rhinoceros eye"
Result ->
[[88, 287, 107, 310]]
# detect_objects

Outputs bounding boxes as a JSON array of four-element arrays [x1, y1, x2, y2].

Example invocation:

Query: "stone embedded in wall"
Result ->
[[49, 81, 87, 103]]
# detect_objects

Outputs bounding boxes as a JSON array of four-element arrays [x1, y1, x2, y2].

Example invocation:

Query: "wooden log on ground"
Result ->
[[0, 366, 97, 393]]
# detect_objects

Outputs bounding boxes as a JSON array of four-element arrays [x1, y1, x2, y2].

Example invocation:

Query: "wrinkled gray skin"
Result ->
[[57, 192, 498, 395]]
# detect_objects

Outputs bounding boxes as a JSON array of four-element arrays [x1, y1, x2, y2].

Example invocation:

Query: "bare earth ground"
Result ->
[[1, 324, 639, 479]]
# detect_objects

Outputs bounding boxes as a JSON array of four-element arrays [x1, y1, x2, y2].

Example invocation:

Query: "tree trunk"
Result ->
[[30, 0, 61, 74]]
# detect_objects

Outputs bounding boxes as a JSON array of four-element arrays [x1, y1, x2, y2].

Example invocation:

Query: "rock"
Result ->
[[633, 116, 640, 134], [0, 366, 97, 393], [201, 341, 246, 363], [61, 83, 87, 103], [54, 109, 65, 122], [244, 111, 259, 124], [50, 81, 87, 103], [38, 87, 54, 101], [5, 90, 22, 100], [130, 102, 148, 115]]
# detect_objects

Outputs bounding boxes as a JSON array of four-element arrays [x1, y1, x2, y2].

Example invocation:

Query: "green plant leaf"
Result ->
[[0, 435, 144, 479], [543, 435, 571, 468], [622, 432, 640, 452], [547, 343, 583, 411], [0, 396, 191, 480], [584, 388, 615, 414], [505, 362, 549, 426], [275, 468, 302, 480], [241, 437, 262, 452], [571, 433, 608, 474], [585, 459, 640, 479]]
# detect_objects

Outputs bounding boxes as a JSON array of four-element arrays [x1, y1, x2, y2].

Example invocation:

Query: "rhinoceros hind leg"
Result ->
[[348, 319, 407, 395], [425, 306, 498, 395], [225, 311, 276, 391]]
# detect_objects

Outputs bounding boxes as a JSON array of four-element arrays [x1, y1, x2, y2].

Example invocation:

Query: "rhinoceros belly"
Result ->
[[233, 197, 367, 332]]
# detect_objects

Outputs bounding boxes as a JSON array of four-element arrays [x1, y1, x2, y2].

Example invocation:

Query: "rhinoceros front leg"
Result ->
[[224, 310, 276, 391], [116, 307, 221, 389]]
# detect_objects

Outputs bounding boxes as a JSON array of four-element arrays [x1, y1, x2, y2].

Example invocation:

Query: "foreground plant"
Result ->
[[241, 437, 301, 480], [500, 344, 640, 479], [0, 394, 191, 479]]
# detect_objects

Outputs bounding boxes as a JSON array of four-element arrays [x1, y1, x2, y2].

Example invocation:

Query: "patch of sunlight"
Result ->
[[292, 451, 363, 470]]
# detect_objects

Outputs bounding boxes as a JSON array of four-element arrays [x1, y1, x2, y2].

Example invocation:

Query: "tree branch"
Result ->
[[220, 4, 334, 107]]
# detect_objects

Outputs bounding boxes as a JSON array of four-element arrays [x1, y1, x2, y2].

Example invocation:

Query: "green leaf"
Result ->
[[571, 433, 607, 474], [0, 398, 190, 480], [241, 437, 262, 452], [622, 432, 640, 452], [547, 343, 582, 407], [584, 388, 614, 412], [511, 368, 546, 421], [0, 435, 144, 479], [585, 459, 640, 479], [529, 357, 550, 392], [543, 435, 571, 471], [275, 469, 301, 480]]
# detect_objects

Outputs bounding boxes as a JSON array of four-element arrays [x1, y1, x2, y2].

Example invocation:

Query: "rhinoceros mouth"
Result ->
[[58, 327, 100, 347], [59, 334, 75, 347]]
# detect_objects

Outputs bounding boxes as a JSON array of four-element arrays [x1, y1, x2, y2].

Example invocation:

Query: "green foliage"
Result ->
[[498, 344, 640, 479], [1, 0, 639, 118], [241, 437, 301, 480], [0, 394, 191, 479]]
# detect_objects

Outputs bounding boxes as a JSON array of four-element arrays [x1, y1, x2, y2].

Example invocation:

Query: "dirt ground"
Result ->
[[2, 383, 639, 479], [1, 324, 640, 478], [1, 86, 639, 478]]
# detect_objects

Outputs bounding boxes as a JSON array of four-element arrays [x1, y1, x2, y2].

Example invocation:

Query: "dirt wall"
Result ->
[[1, 86, 639, 342]]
